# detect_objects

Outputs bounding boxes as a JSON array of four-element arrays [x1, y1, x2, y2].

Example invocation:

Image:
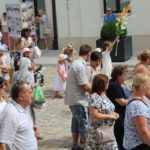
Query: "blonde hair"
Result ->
[[67, 43, 73, 49], [132, 73, 150, 90], [137, 49, 150, 62]]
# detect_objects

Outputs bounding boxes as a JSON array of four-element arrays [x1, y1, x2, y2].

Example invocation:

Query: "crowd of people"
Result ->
[[0, 6, 150, 150], [60, 44, 150, 150]]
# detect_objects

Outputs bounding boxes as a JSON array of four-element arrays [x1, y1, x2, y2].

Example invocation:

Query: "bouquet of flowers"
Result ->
[[101, 3, 132, 40]]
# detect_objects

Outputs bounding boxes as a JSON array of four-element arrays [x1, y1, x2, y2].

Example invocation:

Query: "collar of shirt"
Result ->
[[11, 100, 27, 113], [78, 57, 87, 66]]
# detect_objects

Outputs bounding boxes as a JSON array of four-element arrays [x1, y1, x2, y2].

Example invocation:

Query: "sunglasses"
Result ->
[[0, 82, 5, 88]]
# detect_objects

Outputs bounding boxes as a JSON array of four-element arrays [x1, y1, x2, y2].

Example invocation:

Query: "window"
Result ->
[[104, 0, 131, 13]]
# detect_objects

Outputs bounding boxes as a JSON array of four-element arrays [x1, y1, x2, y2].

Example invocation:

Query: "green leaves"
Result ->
[[100, 20, 127, 40]]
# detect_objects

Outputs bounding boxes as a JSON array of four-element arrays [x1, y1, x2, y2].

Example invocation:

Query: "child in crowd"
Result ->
[[101, 36, 119, 78], [53, 54, 68, 98], [13, 48, 35, 84]]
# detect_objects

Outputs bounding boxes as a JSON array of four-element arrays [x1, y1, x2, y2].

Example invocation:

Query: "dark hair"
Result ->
[[111, 65, 127, 81], [3, 12, 6, 16], [90, 51, 102, 61], [102, 41, 111, 51], [79, 44, 92, 56], [0, 25, 2, 31], [0, 77, 4, 88], [11, 80, 27, 100], [21, 28, 31, 38], [91, 74, 109, 95]]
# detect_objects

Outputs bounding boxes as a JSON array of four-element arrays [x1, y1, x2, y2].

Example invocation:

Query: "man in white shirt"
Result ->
[[65, 44, 92, 150], [0, 81, 38, 150]]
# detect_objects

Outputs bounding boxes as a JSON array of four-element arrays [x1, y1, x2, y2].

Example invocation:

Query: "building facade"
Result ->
[[0, 0, 150, 55]]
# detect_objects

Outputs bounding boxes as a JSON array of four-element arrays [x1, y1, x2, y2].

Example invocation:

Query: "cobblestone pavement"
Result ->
[[36, 64, 134, 150], [36, 66, 72, 150]]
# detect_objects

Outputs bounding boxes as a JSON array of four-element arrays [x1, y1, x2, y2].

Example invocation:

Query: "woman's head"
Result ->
[[137, 49, 150, 65], [132, 73, 150, 95], [21, 28, 31, 38], [0, 77, 5, 96], [111, 65, 128, 83], [90, 51, 102, 68], [91, 74, 109, 95], [66, 43, 73, 53]]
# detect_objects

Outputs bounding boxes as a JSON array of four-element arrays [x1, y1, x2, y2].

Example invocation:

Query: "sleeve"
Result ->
[[0, 111, 18, 144], [76, 65, 88, 85], [129, 101, 149, 118], [86, 66, 92, 82], [108, 83, 124, 100]]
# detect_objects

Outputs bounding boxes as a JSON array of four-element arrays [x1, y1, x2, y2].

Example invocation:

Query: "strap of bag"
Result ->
[[127, 98, 147, 106]]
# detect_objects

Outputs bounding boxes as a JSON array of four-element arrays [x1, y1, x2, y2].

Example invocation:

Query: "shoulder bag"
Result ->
[[95, 123, 116, 144]]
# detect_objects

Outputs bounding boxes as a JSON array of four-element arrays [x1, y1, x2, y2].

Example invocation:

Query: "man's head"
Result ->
[[106, 8, 113, 16], [38, 9, 44, 17], [79, 44, 92, 61], [11, 81, 33, 108]]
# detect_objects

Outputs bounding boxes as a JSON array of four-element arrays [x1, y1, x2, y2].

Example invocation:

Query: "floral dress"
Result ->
[[85, 93, 118, 150]]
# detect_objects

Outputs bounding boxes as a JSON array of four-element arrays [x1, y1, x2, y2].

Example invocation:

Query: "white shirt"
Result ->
[[101, 50, 112, 78], [0, 101, 7, 114], [0, 100, 38, 150], [65, 57, 89, 107]]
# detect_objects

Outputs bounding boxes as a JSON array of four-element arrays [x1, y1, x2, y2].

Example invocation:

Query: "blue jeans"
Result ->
[[70, 105, 89, 138]]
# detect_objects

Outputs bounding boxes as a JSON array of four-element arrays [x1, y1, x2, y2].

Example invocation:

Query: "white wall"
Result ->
[[0, 0, 21, 19], [56, 0, 101, 39], [127, 0, 150, 35]]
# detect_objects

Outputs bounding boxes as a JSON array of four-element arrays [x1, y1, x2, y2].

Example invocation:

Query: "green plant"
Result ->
[[100, 20, 127, 40]]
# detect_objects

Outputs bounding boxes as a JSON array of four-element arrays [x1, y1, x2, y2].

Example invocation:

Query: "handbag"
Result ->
[[34, 46, 41, 58], [32, 84, 45, 104], [95, 124, 115, 144], [43, 28, 51, 35]]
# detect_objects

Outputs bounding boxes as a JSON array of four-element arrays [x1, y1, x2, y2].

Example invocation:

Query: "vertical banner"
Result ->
[[6, 2, 35, 38]]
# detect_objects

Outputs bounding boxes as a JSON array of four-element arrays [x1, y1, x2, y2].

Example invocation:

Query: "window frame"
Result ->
[[104, 0, 128, 14]]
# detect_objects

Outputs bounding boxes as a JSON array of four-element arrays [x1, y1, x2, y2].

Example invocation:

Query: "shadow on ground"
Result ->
[[38, 136, 72, 149]]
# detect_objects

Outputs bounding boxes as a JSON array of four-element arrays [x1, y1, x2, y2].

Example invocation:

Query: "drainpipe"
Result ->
[[52, 0, 58, 50]]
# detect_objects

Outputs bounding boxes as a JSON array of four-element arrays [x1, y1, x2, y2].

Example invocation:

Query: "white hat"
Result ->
[[58, 54, 67, 60], [94, 48, 102, 53], [22, 47, 31, 55]]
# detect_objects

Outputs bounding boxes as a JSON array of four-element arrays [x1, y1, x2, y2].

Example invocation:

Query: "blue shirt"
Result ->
[[104, 14, 117, 23], [123, 99, 150, 149]]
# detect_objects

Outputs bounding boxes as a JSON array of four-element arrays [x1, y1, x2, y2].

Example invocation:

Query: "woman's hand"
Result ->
[[109, 112, 119, 120]]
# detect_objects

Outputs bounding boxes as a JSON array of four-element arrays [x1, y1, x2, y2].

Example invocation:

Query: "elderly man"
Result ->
[[0, 81, 38, 150], [65, 44, 92, 150], [104, 7, 117, 23]]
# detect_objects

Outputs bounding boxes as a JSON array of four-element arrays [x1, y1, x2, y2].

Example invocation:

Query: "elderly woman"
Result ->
[[86, 51, 102, 84], [123, 74, 150, 150], [106, 65, 131, 150], [85, 74, 119, 150], [134, 49, 150, 75]]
